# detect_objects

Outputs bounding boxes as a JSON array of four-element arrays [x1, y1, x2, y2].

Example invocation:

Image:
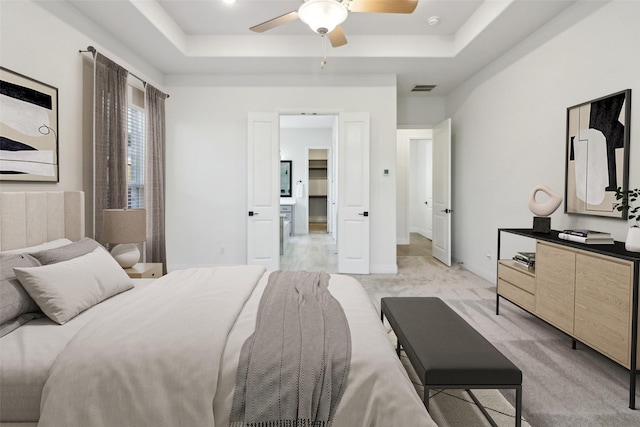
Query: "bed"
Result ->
[[0, 191, 436, 427]]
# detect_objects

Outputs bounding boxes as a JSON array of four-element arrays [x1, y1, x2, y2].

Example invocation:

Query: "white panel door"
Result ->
[[247, 113, 280, 270], [338, 113, 370, 274], [432, 118, 452, 266]]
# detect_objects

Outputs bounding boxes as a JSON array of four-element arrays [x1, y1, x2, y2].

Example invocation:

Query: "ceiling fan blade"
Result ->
[[250, 11, 299, 33], [328, 25, 348, 47], [348, 0, 418, 14]]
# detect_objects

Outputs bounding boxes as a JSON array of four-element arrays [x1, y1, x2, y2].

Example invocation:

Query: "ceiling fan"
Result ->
[[250, 0, 418, 48]]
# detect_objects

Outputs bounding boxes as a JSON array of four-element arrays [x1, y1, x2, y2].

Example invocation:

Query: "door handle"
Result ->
[[248, 211, 259, 216], [358, 211, 369, 217], [441, 208, 452, 214]]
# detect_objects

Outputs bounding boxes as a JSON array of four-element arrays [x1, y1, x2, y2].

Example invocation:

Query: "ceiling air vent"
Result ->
[[411, 85, 436, 92]]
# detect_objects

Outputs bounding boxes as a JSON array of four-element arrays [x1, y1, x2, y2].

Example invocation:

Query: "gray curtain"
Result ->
[[145, 84, 168, 272], [94, 53, 128, 244]]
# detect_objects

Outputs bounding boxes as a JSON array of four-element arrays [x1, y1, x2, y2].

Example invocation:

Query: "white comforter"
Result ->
[[38, 267, 435, 427]]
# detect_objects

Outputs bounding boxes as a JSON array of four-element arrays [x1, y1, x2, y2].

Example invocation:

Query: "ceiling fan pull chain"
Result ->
[[321, 35, 328, 69]]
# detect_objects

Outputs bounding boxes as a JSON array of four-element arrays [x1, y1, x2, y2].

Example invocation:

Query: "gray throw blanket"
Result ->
[[230, 271, 351, 427]]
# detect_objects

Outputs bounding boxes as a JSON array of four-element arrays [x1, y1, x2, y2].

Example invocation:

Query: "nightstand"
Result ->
[[124, 263, 163, 279]]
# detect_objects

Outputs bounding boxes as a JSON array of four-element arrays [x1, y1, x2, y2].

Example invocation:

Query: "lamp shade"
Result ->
[[102, 209, 146, 244], [299, 0, 348, 34]]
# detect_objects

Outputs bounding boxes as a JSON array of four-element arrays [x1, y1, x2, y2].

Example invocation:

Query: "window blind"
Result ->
[[127, 104, 145, 209]]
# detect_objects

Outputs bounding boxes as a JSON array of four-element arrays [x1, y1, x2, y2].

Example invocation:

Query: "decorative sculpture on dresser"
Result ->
[[528, 185, 562, 233]]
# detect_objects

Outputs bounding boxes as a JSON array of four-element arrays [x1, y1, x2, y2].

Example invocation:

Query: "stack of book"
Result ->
[[513, 251, 535, 269], [558, 229, 614, 244]]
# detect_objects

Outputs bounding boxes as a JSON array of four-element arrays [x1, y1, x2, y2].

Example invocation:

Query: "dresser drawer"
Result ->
[[498, 262, 535, 294], [498, 279, 535, 312]]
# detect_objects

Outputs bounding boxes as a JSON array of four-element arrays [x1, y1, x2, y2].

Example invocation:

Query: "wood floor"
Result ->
[[280, 227, 337, 272], [308, 222, 327, 234], [280, 231, 432, 272], [396, 232, 432, 257]]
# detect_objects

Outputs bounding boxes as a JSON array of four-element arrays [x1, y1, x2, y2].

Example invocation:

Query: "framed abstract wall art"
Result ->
[[565, 89, 631, 218], [0, 67, 59, 182]]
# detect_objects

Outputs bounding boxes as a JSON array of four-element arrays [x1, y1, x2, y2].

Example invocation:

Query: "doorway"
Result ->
[[247, 112, 370, 273], [396, 129, 433, 245], [409, 139, 433, 240], [279, 115, 337, 271], [396, 122, 451, 267]]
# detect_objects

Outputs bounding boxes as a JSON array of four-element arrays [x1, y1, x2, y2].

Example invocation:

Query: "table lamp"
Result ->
[[102, 208, 146, 268]]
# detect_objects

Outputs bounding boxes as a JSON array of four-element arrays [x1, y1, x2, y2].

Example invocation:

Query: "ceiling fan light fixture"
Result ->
[[299, 0, 348, 35]]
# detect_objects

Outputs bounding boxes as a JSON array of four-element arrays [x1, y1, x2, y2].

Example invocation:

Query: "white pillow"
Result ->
[[14, 246, 134, 324], [0, 238, 73, 255]]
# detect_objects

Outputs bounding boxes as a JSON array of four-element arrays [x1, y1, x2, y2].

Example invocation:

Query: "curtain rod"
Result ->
[[79, 45, 169, 98]]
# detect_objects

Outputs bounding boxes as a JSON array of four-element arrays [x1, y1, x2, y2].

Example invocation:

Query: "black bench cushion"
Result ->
[[381, 297, 522, 387]]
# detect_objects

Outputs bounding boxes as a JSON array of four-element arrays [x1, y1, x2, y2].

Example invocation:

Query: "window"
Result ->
[[127, 85, 145, 209]]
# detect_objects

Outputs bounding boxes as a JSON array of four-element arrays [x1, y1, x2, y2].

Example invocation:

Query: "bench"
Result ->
[[381, 297, 522, 427]]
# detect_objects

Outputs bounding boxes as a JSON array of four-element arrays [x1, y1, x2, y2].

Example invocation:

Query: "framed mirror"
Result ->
[[280, 160, 292, 197]]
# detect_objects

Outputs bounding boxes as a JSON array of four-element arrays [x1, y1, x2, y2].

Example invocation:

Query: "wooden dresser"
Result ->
[[496, 228, 640, 409]]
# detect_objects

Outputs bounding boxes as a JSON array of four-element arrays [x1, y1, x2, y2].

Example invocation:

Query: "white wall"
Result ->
[[397, 96, 446, 128], [0, 0, 90, 194], [446, 0, 640, 282], [0, 0, 164, 237], [164, 81, 398, 273], [280, 127, 333, 234]]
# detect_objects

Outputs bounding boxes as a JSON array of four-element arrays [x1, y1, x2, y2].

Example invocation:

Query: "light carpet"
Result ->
[[350, 255, 640, 427]]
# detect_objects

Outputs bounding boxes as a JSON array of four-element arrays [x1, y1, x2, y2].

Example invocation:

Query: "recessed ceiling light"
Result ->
[[222, 0, 236, 4], [427, 16, 440, 26]]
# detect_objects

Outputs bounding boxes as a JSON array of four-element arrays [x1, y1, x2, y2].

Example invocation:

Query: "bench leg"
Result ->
[[516, 385, 522, 427], [382, 309, 404, 360], [467, 390, 498, 427], [466, 388, 521, 427], [424, 386, 430, 412]]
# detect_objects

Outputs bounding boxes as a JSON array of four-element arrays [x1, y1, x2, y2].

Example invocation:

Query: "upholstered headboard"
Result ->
[[0, 191, 85, 252]]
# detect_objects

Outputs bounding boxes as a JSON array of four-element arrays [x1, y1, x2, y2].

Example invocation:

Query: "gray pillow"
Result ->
[[0, 253, 44, 337], [30, 237, 102, 265], [14, 247, 134, 325]]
